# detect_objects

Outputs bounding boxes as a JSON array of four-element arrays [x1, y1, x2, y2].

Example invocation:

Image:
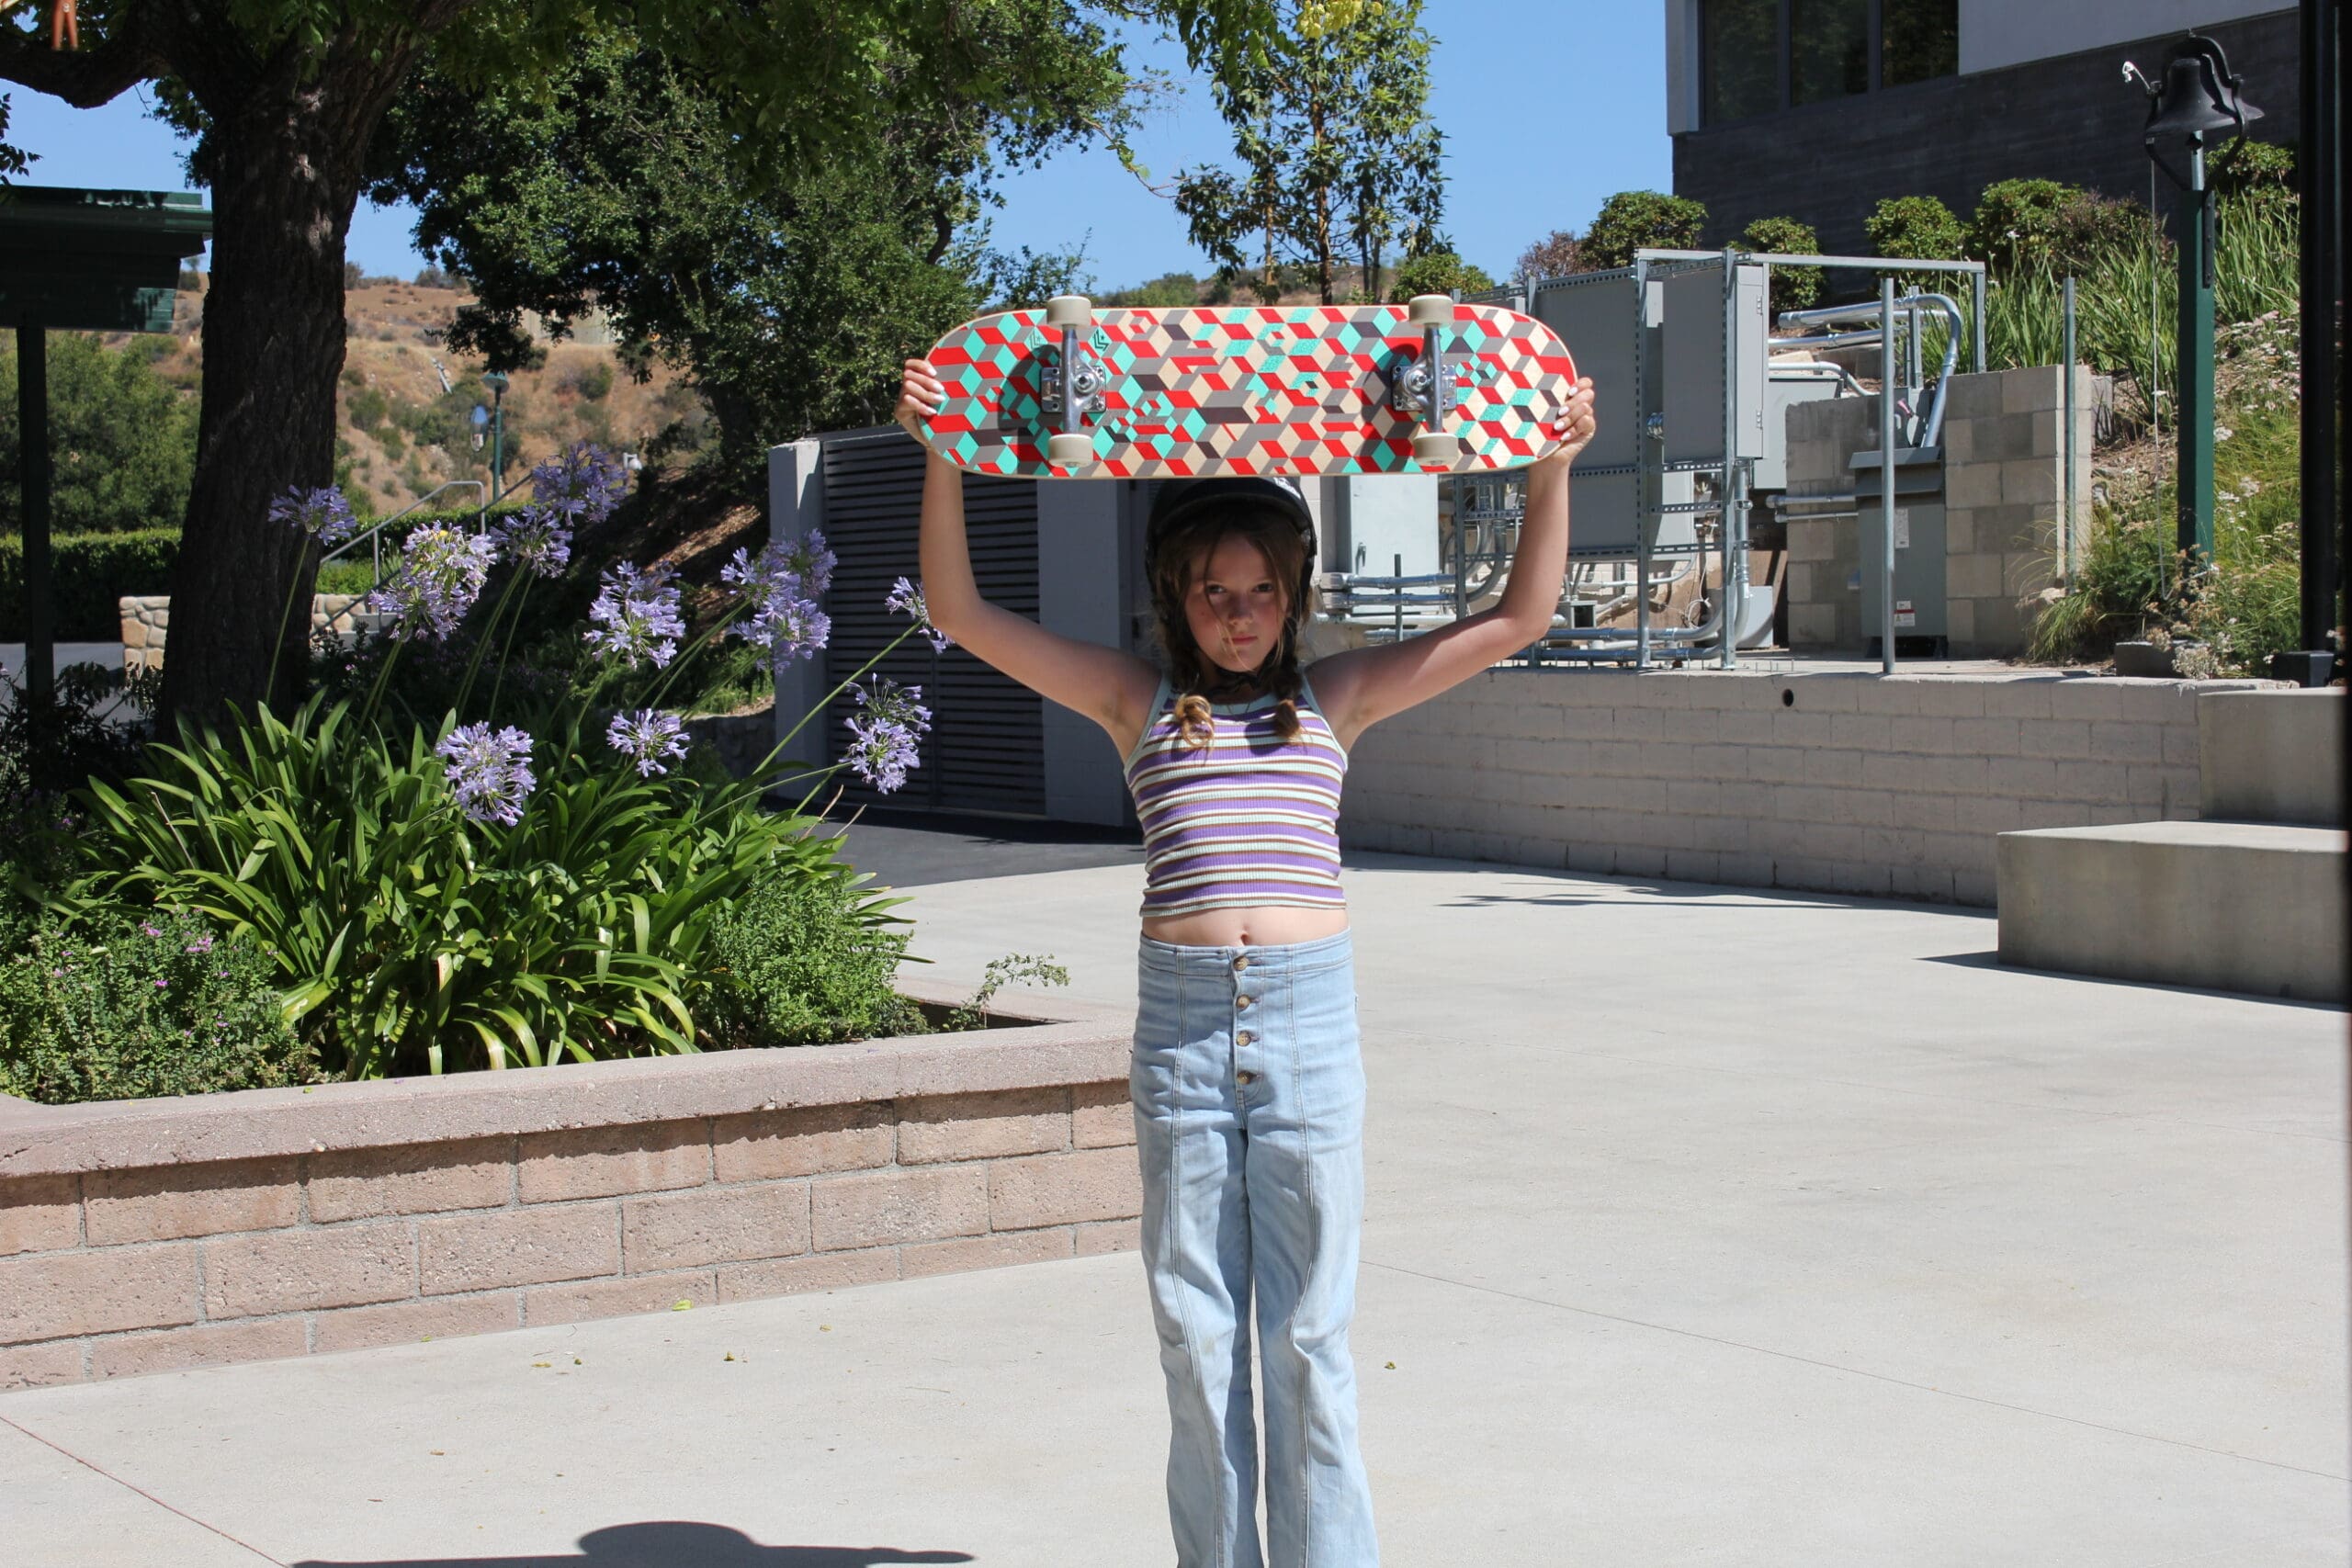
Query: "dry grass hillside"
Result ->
[[136, 276, 700, 519]]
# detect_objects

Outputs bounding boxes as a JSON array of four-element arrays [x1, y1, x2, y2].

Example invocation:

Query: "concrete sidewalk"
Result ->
[[2, 853, 2343, 1566]]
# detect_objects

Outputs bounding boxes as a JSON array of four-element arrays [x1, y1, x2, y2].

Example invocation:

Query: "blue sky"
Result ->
[[1, 2, 1670, 287]]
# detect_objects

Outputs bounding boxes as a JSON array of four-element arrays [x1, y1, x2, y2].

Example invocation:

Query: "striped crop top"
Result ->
[[1123, 675, 1349, 919]]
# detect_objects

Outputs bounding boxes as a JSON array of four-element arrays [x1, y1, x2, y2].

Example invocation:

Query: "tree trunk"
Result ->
[[159, 91, 374, 724]]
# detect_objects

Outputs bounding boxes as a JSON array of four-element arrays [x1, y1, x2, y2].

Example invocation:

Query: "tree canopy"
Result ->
[[1173, 0, 1442, 304], [0, 0, 1283, 717], [366, 13, 1115, 473]]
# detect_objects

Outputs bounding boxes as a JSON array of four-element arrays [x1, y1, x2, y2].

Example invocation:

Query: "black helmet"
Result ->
[[1144, 476, 1317, 584]]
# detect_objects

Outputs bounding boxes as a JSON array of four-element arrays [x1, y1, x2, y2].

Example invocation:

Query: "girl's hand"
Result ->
[[897, 358, 944, 443], [1538, 378, 1598, 470]]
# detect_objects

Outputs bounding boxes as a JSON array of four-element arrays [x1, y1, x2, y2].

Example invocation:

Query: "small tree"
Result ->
[[1579, 191, 1708, 270], [1865, 195, 1967, 261], [1733, 216, 1821, 314], [1387, 248, 1494, 303], [1174, 0, 1443, 306], [0, 334, 198, 536], [1513, 229, 1582, 284]]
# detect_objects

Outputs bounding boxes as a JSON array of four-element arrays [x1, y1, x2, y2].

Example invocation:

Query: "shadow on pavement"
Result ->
[[298, 1521, 974, 1568], [811, 804, 1141, 890], [1919, 948, 2348, 1010]]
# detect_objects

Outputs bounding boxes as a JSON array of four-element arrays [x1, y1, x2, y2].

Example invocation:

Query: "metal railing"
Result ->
[[319, 479, 490, 586]]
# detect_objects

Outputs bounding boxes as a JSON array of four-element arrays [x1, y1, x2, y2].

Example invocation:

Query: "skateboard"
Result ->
[[917, 295, 1578, 480]]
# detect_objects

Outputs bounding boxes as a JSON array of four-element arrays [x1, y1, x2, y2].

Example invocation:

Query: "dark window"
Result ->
[[1881, 0, 1958, 86], [1791, 0, 1871, 106], [1702, 0, 1781, 126]]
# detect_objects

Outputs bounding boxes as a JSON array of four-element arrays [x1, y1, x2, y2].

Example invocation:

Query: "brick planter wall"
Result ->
[[1342, 667, 2278, 908], [0, 981, 1138, 1389]]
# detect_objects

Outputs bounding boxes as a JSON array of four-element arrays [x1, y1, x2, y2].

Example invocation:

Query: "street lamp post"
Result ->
[[2130, 35, 2262, 570]]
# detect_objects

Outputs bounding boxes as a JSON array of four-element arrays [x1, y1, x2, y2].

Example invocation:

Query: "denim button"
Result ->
[[1232, 955, 1250, 973], [1237, 995, 1253, 1010], [1236, 1031, 1253, 1046], [1236, 1069, 1257, 1085]]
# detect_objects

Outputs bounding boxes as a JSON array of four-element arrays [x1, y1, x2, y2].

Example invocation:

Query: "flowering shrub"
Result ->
[[58, 453, 949, 1080], [0, 906, 314, 1104]]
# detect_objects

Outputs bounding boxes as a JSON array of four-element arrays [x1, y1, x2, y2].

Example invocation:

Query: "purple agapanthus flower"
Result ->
[[844, 679, 931, 795], [270, 485, 359, 547], [775, 528, 836, 597], [526, 442, 631, 525], [585, 561, 687, 669], [721, 544, 831, 671], [605, 708, 690, 778], [491, 503, 573, 578], [885, 575, 953, 652], [368, 525, 499, 641], [435, 723, 537, 827]]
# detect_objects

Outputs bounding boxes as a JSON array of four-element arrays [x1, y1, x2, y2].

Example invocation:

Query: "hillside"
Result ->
[[125, 276, 701, 520]]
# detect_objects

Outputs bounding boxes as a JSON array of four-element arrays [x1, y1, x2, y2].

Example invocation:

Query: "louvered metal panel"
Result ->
[[820, 429, 1045, 815]]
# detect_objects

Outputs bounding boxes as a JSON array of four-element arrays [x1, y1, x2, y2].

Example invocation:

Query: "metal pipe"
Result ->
[[1720, 244, 1739, 671], [1635, 248, 1989, 276], [1971, 269, 1988, 373], [2063, 276, 2078, 581], [1880, 277, 1898, 675], [1633, 254, 1653, 671]]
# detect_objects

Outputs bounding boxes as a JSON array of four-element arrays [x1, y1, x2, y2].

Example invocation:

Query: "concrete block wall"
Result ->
[[1783, 396, 1872, 649], [0, 988, 1140, 1389], [1340, 667, 2267, 907], [1939, 366, 2096, 658], [1782, 365, 2095, 658]]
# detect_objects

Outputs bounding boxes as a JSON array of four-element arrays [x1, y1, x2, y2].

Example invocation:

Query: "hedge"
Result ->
[[0, 529, 177, 641], [0, 505, 526, 642]]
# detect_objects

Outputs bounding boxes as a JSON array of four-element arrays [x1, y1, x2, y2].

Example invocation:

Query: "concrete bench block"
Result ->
[[1997, 821, 2348, 1001], [2198, 689, 2342, 827]]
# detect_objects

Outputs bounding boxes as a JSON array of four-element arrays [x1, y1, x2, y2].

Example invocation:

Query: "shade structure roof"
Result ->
[[0, 186, 212, 333]]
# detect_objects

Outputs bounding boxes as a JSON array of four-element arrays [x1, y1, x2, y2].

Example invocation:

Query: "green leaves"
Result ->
[[65, 693, 835, 1078]]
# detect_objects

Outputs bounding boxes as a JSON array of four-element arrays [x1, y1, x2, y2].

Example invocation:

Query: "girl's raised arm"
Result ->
[[1307, 378, 1599, 752], [899, 360, 1161, 748]]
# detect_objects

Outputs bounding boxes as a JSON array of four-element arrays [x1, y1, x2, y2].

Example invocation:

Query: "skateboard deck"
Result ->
[[918, 300, 1577, 479]]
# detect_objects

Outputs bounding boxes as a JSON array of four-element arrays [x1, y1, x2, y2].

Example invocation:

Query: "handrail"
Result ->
[[321, 479, 489, 588]]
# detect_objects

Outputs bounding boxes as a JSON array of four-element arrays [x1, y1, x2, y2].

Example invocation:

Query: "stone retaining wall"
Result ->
[[1342, 667, 2276, 907], [121, 594, 391, 675], [0, 981, 1138, 1389]]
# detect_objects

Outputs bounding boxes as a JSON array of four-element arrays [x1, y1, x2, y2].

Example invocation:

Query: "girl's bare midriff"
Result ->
[[1142, 904, 1351, 948]]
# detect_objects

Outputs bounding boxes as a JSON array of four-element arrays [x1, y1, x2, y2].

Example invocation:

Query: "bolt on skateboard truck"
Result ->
[[1393, 294, 1458, 467], [1042, 295, 1108, 468]]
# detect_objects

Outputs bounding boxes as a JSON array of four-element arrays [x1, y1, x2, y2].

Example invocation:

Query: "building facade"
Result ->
[[1667, 1, 2301, 255]]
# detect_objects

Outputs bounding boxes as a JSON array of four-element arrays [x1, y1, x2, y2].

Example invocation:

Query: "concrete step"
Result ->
[[1996, 820, 2347, 1002], [2198, 687, 2343, 827]]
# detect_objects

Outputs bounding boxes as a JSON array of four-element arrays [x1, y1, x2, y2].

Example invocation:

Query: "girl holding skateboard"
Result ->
[[898, 359, 1597, 1567]]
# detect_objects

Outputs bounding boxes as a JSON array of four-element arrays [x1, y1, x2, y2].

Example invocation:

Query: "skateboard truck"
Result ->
[[1394, 294, 1458, 467], [1042, 295, 1105, 468]]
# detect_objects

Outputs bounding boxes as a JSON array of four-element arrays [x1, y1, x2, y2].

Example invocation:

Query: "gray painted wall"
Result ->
[[1959, 0, 2289, 73]]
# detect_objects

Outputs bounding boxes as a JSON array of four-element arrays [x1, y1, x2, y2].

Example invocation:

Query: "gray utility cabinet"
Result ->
[[1853, 453, 1949, 651]]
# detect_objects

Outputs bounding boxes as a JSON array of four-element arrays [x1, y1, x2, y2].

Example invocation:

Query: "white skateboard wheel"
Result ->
[[1407, 294, 1453, 326], [1411, 431, 1455, 466], [1048, 431, 1095, 467], [1044, 295, 1093, 330]]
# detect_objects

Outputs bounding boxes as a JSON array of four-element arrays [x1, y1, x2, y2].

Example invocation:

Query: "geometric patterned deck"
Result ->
[[922, 302, 1578, 479]]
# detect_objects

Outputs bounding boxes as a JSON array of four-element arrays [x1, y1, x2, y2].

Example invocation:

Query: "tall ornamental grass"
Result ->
[[2028, 314, 2311, 673]]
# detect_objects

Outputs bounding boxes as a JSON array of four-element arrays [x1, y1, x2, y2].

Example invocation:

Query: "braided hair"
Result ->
[[1147, 501, 1315, 750]]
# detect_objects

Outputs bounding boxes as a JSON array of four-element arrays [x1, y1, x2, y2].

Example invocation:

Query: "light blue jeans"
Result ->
[[1131, 931, 1377, 1568]]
